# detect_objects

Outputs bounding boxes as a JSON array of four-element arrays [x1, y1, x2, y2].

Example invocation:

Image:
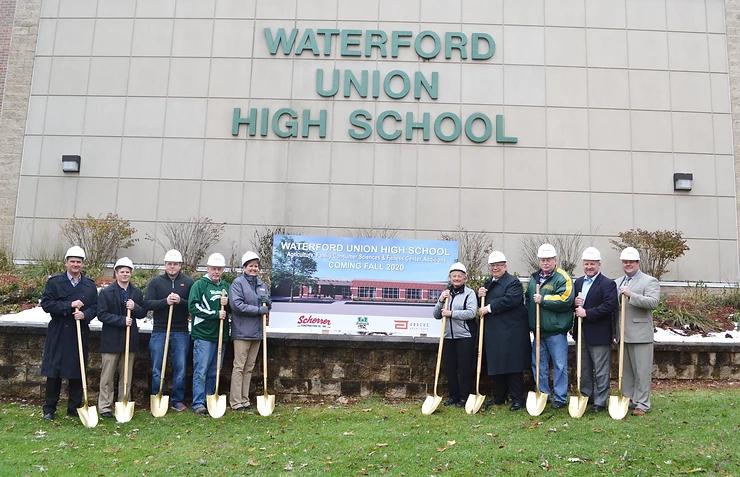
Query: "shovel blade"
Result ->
[[256, 394, 276, 417], [526, 390, 548, 416], [150, 394, 169, 418], [465, 393, 486, 415], [568, 395, 589, 418], [421, 395, 442, 415], [206, 394, 226, 419], [608, 395, 630, 420], [77, 404, 98, 428], [114, 401, 135, 423]]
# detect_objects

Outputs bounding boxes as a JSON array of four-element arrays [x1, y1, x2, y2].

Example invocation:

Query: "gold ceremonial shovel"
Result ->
[[465, 296, 486, 415], [206, 291, 227, 419], [74, 308, 98, 428], [114, 309, 135, 423], [422, 297, 449, 415], [609, 297, 630, 420], [526, 285, 548, 416], [150, 305, 173, 417], [256, 306, 275, 417], [568, 310, 589, 418]]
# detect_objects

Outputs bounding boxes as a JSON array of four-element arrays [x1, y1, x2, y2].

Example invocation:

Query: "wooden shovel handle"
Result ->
[[74, 307, 89, 405], [214, 291, 226, 394], [617, 296, 627, 394], [262, 303, 269, 397], [158, 304, 174, 396], [535, 284, 541, 394], [123, 309, 131, 403], [432, 297, 449, 396], [475, 296, 485, 394]]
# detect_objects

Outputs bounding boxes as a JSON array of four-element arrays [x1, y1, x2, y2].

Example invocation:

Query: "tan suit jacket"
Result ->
[[618, 270, 660, 343]]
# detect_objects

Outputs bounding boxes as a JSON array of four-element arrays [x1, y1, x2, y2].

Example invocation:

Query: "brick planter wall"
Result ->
[[1, 322, 738, 405]]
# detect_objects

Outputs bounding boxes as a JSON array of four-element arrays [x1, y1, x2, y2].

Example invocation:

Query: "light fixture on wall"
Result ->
[[61, 155, 81, 173], [673, 173, 693, 191]]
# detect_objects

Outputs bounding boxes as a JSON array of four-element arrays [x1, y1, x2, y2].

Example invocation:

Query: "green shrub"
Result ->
[[0, 249, 15, 273], [0, 273, 45, 313], [130, 268, 158, 290], [610, 229, 688, 280], [61, 213, 137, 270]]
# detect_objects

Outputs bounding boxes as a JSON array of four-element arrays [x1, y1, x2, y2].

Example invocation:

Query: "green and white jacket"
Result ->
[[188, 274, 231, 342]]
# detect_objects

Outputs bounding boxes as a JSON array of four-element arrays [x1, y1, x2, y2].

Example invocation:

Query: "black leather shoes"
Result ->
[[42, 412, 54, 421], [551, 401, 566, 409], [443, 398, 458, 406], [100, 411, 113, 418], [591, 405, 605, 413], [510, 401, 524, 411]]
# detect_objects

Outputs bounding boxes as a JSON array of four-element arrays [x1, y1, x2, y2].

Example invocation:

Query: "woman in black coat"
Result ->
[[478, 251, 531, 411]]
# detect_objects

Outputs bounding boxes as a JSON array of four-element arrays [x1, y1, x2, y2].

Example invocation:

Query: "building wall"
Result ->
[[2, 0, 739, 281]]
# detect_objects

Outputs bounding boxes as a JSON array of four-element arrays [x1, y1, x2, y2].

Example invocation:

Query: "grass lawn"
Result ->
[[1, 390, 738, 476]]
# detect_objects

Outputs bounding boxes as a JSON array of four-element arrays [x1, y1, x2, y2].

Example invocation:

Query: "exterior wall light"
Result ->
[[61, 155, 81, 173], [673, 172, 693, 191]]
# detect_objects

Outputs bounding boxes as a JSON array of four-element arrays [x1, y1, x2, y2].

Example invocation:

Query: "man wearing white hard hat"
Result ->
[[228, 251, 270, 411], [525, 243, 574, 409], [144, 250, 193, 412], [573, 247, 617, 412], [39, 246, 98, 421], [433, 262, 478, 407], [477, 251, 531, 411], [617, 247, 660, 416], [188, 252, 230, 415], [97, 257, 147, 418]]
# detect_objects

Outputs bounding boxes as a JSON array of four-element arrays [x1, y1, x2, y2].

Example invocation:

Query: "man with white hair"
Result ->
[[525, 243, 574, 409], [145, 249, 193, 412], [573, 247, 617, 412], [618, 247, 660, 416], [188, 252, 230, 415]]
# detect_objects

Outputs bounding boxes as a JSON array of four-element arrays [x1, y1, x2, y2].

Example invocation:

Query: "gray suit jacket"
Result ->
[[617, 270, 660, 343]]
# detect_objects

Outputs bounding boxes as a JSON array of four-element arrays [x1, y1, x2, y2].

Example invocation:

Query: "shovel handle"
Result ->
[[123, 309, 131, 403], [534, 284, 541, 394], [432, 297, 449, 396], [158, 304, 174, 396], [262, 303, 269, 397], [474, 296, 485, 394], [74, 307, 89, 405], [617, 296, 626, 394], [214, 291, 226, 394]]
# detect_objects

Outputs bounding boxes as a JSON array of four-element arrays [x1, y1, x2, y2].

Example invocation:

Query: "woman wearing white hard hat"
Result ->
[[188, 252, 231, 415], [433, 262, 478, 407], [228, 251, 271, 411], [97, 257, 147, 418], [477, 251, 531, 411]]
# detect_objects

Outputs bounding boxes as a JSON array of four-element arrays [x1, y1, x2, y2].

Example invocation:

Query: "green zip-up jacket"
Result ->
[[526, 268, 574, 337], [188, 275, 231, 342]]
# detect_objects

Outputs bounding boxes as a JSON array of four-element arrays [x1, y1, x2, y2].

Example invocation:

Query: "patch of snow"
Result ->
[[0, 306, 153, 331]]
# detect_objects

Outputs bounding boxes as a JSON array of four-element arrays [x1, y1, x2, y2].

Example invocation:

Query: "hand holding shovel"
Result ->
[[206, 290, 228, 418], [115, 308, 135, 423], [256, 301, 275, 417], [422, 297, 449, 415], [526, 285, 548, 416], [74, 307, 98, 428]]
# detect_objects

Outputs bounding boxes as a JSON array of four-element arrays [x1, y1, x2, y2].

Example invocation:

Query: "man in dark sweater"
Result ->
[[145, 249, 193, 412]]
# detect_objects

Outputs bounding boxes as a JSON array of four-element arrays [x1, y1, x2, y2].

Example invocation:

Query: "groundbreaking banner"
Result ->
[[269, 235, 459, 337]]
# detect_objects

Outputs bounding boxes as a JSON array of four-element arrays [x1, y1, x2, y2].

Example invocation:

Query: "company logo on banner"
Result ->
[[269, 235, 458, 337]]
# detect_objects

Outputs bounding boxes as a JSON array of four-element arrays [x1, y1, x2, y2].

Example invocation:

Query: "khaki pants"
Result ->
[[230, 339, 261, 409], [99, 352, 136, 413]]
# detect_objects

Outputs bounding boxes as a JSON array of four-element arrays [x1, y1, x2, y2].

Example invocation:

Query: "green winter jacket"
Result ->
[[188, 275, 231, 342], [526, 268, 574, 337]]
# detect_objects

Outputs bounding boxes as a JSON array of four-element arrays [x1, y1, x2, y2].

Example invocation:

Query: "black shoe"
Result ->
[[482, 398, 495, 410], [510, 401, 524, 411], [551, 401, 566, 409], [591, 405, 605, 413], [100, 411, 113, 418], [493, 398, 506, 405], [42, 412, 54, 421], [454, 399, 465, 408], [443, 398, 459, 406]]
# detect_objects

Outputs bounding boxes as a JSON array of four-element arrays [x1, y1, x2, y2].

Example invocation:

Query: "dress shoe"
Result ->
[[509, 401, 524, 411], [590, 405, 605, 413], [170, 402, 188, 412], [631, 408, 646, 416], [551, 401, 566, 409], [482, 398, 495, 410], [193, 406, 208, 415], [454, 399, 465, 408], [42, 412, 55, 421], [443, 398, 459, 406], [100, 411, 113, 418]]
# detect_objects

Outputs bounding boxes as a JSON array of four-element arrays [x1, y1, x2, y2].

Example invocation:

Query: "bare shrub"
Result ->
[[440, 228, 494, 290], [610, 229, 689, 280], [520, 234, 583, 277], [61, 213, 137, 270], [351, 227, 399, 239], [148, 217, 224, 274], [251, 226, 287, 288]]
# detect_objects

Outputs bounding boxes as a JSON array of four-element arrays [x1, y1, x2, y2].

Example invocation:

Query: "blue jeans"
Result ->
[[531, 333, 569, 404], [149, 331, 190, 406], [192, 339, 221, 409]]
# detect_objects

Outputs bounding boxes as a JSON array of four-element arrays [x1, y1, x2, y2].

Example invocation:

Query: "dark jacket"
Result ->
[[481, 273, 531, 375], [229, 274, 269, 340], [526, 268, 574, 337], [573, 273, 618, 346], [97, 282, 146, 353], [40, 273, 98, 378], [145, 272, 193, 333]]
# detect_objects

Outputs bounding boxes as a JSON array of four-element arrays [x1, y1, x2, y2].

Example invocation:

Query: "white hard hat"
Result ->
[[206, 252, 226, 267], [241, 251, 260, 266], [581, 247, 602, 261], [114, 257, 134, 271], [620, 247, 640, 261], [537, 243, 557, 258], [163, 249, 183, 263], [64, 246, 86, 260], [488, 251, 507, 263], [449, 262, 467, 274]]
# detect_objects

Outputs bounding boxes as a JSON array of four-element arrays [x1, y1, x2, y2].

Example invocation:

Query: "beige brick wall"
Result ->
[[0, 0, 40, 249]]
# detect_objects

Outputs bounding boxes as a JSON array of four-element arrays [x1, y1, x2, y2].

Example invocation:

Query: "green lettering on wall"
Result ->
[[413, 71, 438, 100], [343, 70, 369, 97], [273, 108, 298, 138], [377, 110, 402, 140], [415, 31, 441, 59], [317, 29, 340, 55], [445, 32, 467, 60], [471, 32, 495, 60], [295, 29, 320, 56], [464, 113, 492, 143], [316, 69, 339, 97], [495, 114, 517, 143], [264, 28, 298, 55], [383, 70, 410, 99], [390, 31, 412, 57], [349, 109, 372, 139], [232, 107, 257, 136], [434, 112, 462, 142], [340, 29, 362, 56], [405, 112, 431, 141], [302, 109, 327, 138], [365, 30, 388, 57]]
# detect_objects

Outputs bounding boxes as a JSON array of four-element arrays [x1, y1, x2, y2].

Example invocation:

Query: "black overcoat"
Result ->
[[97, 282, 146, 353], [482, 272, 531, 375], [40, 273, 98, 378]]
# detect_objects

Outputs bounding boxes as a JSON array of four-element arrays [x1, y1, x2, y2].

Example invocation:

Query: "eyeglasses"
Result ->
[[489, 263, 506, 268]]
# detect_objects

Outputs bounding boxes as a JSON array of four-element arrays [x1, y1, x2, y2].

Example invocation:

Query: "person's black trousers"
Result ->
[[43, 377, 82, 415], [442, 337, 475, 401], [492, 372, 525, 405]]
